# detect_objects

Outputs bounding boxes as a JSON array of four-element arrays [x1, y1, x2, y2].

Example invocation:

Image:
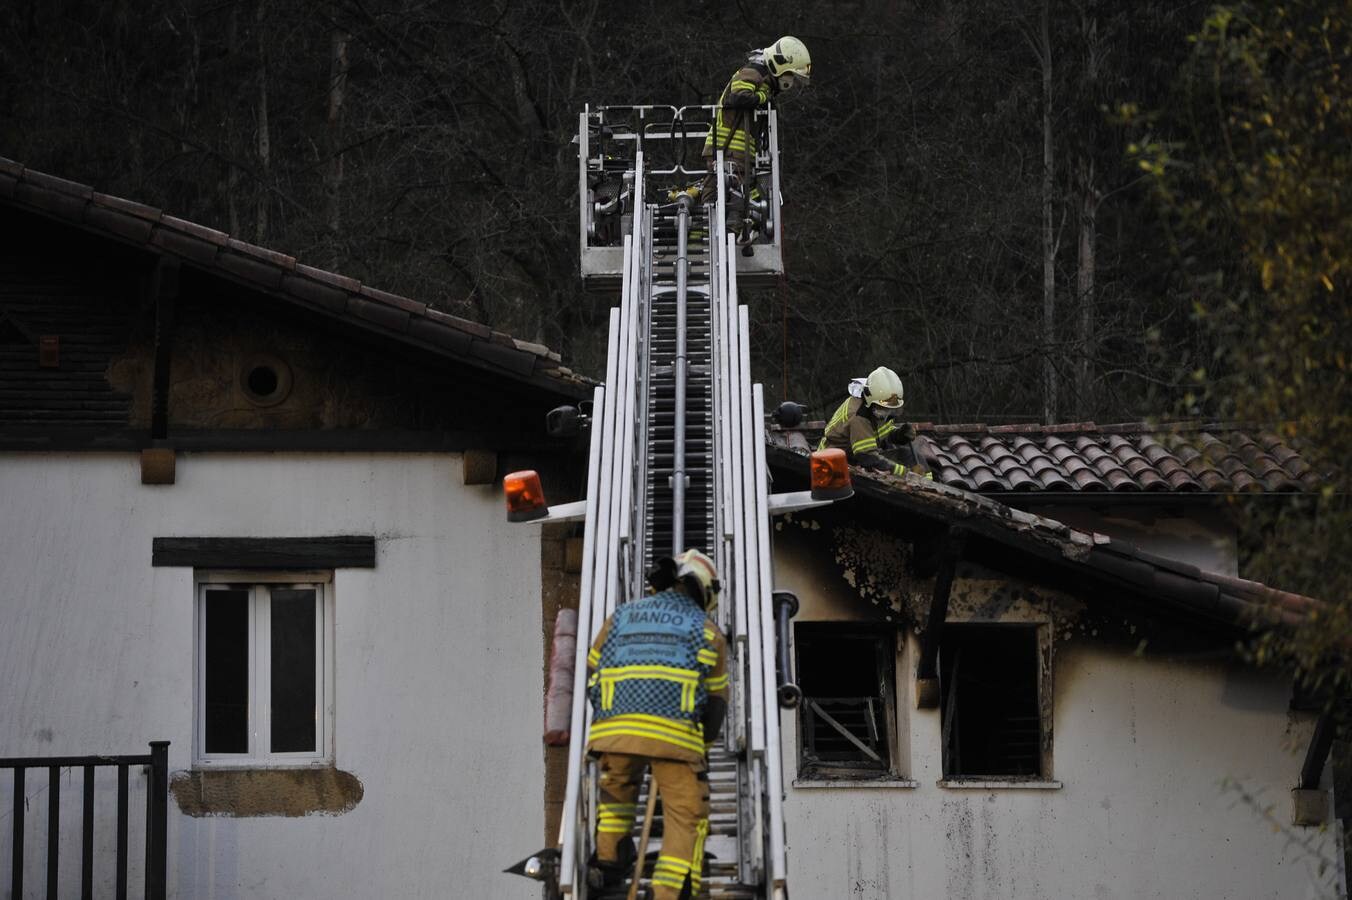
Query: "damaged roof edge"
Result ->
[[765, 443, 1322, 634]]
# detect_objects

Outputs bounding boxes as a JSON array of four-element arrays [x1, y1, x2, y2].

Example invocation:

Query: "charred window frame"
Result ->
[[795, 623, 898, 779], [939, 623, 1050, 781]]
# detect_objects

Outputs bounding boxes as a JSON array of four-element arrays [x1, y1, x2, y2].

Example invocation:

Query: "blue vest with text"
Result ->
[[589, 589, 709, 726]]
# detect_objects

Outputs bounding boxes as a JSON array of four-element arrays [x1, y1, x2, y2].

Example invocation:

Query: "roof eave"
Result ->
[[765, 443, 1322, 634], [0, 158, 593, 402]]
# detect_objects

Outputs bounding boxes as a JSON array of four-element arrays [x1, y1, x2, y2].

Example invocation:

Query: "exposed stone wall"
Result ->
[[171, 768, 363, 817], [106, 293, 453, 431], [541, 522, 582, 845]]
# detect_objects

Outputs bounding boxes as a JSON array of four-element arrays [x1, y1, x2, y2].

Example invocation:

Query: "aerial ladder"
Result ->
[[506, 105, 852, 899]]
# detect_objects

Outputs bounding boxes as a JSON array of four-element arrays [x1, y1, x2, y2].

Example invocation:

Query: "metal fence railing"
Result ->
[[2, 741, 168, 900]]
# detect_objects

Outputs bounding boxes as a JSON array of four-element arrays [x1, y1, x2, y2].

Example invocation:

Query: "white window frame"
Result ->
[[194, 571, 334, 768]]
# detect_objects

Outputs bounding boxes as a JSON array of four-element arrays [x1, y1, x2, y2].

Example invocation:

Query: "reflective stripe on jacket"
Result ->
[[820, 397, 931, 478], [703, 60, 772, 160]]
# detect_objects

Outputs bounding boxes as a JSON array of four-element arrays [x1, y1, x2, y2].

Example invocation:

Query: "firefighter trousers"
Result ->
[[697, 158, 762, 212], [596, 752, 710, 900]]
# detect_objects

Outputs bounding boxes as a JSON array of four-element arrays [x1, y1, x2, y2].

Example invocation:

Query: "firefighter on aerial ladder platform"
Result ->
[[674, 36, 812, 242], [820, 366, 933, 478], [585, 549, 729, 899]]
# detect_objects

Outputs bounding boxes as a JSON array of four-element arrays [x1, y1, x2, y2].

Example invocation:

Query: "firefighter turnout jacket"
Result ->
[[703, 54, 774, 167], [586, 589, 729, 764], [819, 397, 931, 478]]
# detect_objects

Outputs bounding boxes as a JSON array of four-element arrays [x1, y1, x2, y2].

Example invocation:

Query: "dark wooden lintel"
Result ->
[[152, 536, 376, 569], [909, 531, 945, 579], [1298, 709, 1335, 790], [149, 259, 181, 441], [915, 526, 968, 708]]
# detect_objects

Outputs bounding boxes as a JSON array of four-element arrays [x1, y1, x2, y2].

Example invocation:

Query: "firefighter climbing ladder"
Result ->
[[511, 106, 848, 899]]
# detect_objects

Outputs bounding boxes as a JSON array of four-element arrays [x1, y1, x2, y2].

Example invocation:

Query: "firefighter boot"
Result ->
[[586, 836, 635, 890]]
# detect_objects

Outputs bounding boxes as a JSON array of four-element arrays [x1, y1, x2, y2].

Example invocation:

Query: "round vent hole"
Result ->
[[247, 365, 280, 397]]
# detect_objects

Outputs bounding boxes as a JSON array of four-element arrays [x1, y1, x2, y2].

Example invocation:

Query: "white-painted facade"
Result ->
[[2, 451, 1342, 900], [773, 528, 1344, 900], [1, 452, 544, 899]]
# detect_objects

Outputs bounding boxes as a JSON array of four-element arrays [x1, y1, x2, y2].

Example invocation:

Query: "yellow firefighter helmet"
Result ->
[[675, 548, 721, 611], [765, 36, 811, 89], [864, 366, 904, 410]]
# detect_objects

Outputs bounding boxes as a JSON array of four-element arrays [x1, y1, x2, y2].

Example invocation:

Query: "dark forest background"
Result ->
[[0, 0, 1216, 422]]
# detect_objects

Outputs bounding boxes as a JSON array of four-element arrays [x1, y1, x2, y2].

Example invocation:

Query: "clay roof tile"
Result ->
[[965, 464, 1009, 491], [1033, 467, 1074, 491], [1070, 467, 1109, 490]]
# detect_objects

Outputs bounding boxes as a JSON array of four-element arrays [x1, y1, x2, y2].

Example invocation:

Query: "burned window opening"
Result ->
[[796, 624, 896, 778], [940, 624, 1043, 779]]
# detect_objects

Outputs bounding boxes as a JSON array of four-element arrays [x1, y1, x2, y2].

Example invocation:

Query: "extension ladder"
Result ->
[[513, 106, 846, 899]]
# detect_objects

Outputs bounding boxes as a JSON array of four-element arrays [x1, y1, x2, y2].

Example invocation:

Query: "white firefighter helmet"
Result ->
[[864, 366, 904, 410], [764, 36, 811, 90], [675, 548, 721, 611]]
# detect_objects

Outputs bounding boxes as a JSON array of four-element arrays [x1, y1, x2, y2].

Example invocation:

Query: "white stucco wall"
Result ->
[[772, 532, 1343, 900], [0, 452, 544, 899]]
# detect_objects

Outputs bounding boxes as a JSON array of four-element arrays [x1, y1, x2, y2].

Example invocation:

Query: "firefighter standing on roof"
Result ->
[[820, 366, 932, 478], [586, 549, 729, 899]]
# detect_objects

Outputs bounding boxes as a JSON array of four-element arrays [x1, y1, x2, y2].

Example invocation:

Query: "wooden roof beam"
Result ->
[[915, 526, 967, 709]]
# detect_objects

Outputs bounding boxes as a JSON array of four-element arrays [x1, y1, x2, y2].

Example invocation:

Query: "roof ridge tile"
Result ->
[[424, 308, 492, 339], [161, 215, 228, 246], [1046, 421, 1098, 434], [226, 237, 297, 271], [512, 338, 553, 358], [93, 193, 162, 222], [294, 263, 361, 293], [23, 170, 93, 199], [359, 284, 426, 316]]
